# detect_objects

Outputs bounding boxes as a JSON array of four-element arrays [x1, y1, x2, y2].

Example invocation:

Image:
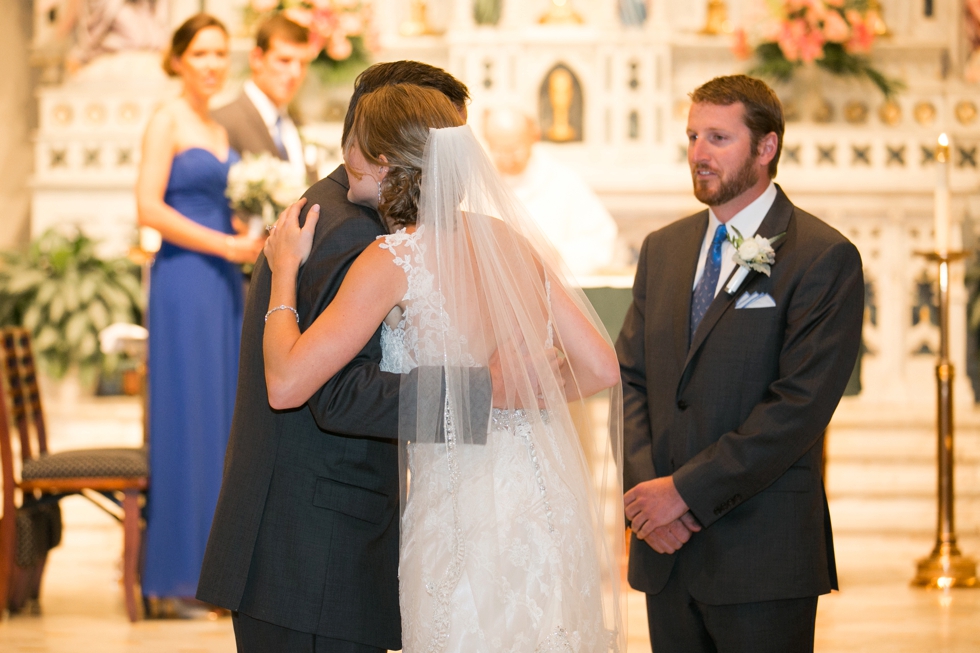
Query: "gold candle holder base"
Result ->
[[913, 542, 978, 589], [910, 249, 978, 590]]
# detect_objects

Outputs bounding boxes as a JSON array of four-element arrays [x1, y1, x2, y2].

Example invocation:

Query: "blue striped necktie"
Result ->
[[690, 224, 728, 341], [272, 115, 288, 160]]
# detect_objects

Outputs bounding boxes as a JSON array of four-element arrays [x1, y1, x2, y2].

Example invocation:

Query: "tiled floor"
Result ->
[[1, 392, 979, 651]]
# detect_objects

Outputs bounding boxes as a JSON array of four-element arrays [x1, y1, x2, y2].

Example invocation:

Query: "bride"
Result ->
[[263, 84, 625, 652]]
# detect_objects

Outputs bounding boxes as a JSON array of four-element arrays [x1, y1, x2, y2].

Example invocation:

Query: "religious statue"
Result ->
[[542, 67, 580, 142], [699, 0, 731, 35]]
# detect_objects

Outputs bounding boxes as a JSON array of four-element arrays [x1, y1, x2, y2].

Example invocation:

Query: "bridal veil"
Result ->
[[396, 124, 625, 652]]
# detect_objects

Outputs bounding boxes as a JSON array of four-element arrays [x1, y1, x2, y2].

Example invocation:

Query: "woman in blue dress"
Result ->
[[135, 13, 263, 606]]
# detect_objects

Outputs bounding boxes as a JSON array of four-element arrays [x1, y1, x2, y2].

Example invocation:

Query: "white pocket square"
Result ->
[[735, 292, 776, 309]]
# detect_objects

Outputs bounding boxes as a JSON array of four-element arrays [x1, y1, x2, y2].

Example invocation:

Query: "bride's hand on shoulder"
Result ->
[[265, 199, 320, 274]]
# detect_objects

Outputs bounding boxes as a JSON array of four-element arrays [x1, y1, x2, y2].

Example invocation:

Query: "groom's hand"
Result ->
[[625, 476, 690, 542], [640, 512, 703, 554]]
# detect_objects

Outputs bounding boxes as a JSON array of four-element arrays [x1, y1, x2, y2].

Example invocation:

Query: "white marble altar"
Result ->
[[25, 3, 980, 538]]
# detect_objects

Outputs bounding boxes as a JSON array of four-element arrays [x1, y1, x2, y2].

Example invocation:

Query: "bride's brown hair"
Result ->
[[345, 84, 465, 228]]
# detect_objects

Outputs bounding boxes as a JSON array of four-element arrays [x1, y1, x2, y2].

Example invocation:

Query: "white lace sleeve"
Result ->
[[377, 227, 419, 295], [375, 226, 474, 370]]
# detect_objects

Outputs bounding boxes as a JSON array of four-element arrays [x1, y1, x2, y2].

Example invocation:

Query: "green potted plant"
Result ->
[[0, 228, 143, 385]]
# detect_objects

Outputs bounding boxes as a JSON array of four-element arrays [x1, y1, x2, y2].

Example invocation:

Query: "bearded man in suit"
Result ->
[[617, 74, 864, 652], [212, 14, 315, 183]]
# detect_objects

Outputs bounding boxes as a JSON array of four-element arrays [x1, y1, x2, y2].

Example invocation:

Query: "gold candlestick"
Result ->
[[911, 250, 978, 589]]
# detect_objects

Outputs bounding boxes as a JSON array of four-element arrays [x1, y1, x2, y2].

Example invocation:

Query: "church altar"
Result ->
[[21, 0, 980, 535], [27, 0, 980, 537]]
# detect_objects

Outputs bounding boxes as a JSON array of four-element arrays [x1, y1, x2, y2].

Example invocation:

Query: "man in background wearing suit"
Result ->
[[213, 14, 314, 183], [617, 75, 864, 652], [197, 62, 491, 653]]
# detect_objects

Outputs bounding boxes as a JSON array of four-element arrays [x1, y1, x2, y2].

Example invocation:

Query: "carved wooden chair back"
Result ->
[[1, 328, 48, 464], [0, 326, 147, 621]]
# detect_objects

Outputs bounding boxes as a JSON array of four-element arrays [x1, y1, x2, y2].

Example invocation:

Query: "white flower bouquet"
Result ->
[[226, 153, 307, 237]]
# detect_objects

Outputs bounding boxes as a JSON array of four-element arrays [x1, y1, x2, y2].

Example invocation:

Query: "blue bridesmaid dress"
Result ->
[[143, 147, 243, 598]]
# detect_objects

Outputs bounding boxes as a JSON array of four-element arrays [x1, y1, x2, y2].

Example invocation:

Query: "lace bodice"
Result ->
[[378, 226, 475, 374]]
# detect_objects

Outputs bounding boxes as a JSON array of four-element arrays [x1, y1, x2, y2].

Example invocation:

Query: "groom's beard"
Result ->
[[691, 152, 759, 207]]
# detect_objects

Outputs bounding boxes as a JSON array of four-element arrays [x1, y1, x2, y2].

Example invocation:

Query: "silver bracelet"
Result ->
[[265, 305, 299, 323]]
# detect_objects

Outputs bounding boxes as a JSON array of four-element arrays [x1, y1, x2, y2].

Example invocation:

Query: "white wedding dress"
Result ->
[[378, 227, 618, 653]]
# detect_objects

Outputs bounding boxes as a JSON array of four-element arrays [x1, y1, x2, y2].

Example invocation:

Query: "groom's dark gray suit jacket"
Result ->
[[198, 166, 408, 649], [617, 185, 863, 604]]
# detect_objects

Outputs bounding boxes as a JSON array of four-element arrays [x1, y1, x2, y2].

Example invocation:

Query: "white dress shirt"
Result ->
[[692, 181, 777, 296], [243, 80, 306, 180]]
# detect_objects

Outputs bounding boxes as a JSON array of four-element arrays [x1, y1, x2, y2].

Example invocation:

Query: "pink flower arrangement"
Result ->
[[732, 28, 752, 60], [761, 0, 868, 63], [737, 0, 901, 98], [776, 18, 825, 63], [248, 0, 375, 64], [822, 10, 850, 42], [966, 0, 980, 82], [844, 10, 874, 54]]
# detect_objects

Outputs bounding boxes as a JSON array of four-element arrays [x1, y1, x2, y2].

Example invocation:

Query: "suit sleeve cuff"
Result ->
[[397, 367, 491, 444], [672, 464, 740, 529]]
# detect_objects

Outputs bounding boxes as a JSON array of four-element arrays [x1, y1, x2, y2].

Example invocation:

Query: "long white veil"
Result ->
[[396, 125, 624, 651]]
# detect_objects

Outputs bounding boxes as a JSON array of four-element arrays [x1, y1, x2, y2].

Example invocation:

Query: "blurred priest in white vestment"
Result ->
[[483, 107, 619, 282]]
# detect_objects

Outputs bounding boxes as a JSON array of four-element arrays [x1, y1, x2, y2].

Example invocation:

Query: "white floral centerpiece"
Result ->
[[226, 153, 307, 237]]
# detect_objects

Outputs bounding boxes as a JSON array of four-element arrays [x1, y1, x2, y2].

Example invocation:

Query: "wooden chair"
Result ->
[[0, 327, 147, 621]]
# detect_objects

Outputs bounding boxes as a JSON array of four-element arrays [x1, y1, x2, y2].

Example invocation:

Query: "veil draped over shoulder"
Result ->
[[394, 125, 625, 651]]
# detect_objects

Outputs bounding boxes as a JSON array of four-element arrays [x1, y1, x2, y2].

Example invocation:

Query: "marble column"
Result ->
[[0, 1, 33, 251]]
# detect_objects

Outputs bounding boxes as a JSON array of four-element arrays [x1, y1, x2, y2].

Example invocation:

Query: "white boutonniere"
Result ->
[[724, 227, 786, 294]]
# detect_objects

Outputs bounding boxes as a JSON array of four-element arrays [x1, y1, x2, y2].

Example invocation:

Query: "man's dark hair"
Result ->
[[255, 14, 309, 53], [689, 75, 784, 178], [342, 61, 470, 147]]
